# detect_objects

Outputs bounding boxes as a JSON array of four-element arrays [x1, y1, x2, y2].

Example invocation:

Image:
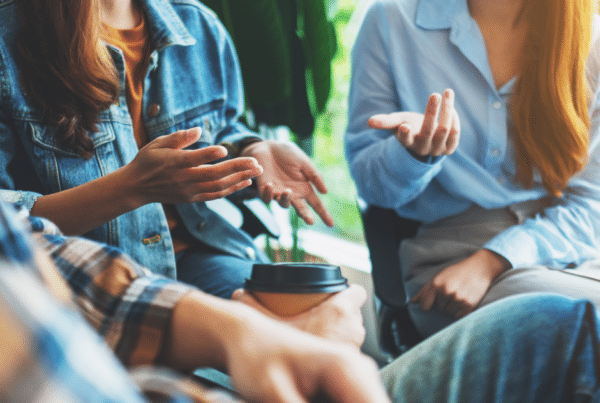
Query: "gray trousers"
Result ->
[[401, 198, 600, 338]]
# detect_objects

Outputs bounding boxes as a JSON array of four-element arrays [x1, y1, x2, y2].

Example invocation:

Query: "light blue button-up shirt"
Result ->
[[345, 0, 600, 268]]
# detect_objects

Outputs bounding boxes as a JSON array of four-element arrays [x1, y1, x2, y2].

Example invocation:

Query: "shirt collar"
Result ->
[[140, 0, 196, 50], [415, 0, 470, 30]]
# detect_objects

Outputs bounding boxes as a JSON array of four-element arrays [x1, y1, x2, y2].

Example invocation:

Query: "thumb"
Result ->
[[151, 127, 202, 150]]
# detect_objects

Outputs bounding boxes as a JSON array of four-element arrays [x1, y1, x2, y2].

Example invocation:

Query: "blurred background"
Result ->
[[203, 0, 372, 265]]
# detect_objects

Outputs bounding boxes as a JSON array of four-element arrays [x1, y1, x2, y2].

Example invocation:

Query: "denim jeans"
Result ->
[[381, 293, 600, 402], [176, 243, 270, 299]]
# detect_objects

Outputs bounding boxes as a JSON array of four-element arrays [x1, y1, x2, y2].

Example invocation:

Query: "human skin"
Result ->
[[160, 288, 390, 403]]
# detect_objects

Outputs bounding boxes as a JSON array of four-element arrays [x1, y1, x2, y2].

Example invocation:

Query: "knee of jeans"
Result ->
[[492, 293, 597, 333]]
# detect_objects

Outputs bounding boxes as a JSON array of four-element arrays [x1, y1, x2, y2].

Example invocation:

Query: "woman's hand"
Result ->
[[411, 249, 511, 319], [240, 140, 334, 227], [123, 127, 264, 206], [232, 284, 367, 348], [368, 89, 461, 157]]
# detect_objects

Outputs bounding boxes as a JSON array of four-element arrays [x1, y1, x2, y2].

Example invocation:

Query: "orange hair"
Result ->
[[16, 0, 119, 159], [511, 0, 592, 196]]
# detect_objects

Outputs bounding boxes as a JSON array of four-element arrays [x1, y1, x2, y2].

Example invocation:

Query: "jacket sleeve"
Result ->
[[344, 2, 444, 209], [0, 108, 43, 210]]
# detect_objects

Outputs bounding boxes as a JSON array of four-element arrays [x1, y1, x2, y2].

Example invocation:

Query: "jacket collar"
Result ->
[[141, 0, 196, 50]]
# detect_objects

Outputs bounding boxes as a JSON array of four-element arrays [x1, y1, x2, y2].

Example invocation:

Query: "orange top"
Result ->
[[102, 18, 193, 254]]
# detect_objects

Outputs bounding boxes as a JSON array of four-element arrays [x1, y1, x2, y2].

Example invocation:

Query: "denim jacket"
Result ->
[[0, 0, 264, 277]]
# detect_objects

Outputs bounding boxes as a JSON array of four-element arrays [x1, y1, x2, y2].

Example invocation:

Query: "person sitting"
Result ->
[[2, 201, 600, 402], [0, 0, 334, 300], [345, 0, 600, 337]]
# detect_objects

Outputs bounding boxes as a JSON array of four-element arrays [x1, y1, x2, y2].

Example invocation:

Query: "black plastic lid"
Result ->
[[245, 263, 348, 293]]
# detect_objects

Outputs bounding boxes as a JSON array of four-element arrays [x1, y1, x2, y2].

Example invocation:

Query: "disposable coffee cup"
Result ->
[[244, 263, 349, 316]]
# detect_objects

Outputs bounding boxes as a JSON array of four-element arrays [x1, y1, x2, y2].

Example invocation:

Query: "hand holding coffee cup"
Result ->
[[233, 263, 366, 348], [243, 263, 349, 316]]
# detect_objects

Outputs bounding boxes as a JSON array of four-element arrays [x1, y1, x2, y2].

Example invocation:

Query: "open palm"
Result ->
[[241, 140, 334, 227]]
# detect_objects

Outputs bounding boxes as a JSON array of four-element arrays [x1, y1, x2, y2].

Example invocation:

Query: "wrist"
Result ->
[[112, 164, 149, 210], [479, 249, 511, 278], [163, 291, 242, 371], [223, 137, 264, 158]]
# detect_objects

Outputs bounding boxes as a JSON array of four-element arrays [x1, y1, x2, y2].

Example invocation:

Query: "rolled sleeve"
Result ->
[[31, 224, 195, 367]]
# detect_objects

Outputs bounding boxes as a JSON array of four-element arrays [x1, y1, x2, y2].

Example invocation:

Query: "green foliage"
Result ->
[[201, 0, 292, 105], [202, 0, 337, 138], [302, 0, 365, 244]]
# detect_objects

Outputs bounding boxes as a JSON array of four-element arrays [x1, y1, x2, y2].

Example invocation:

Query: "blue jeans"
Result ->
[[176, 243, 270, 299], [381, 293, 600, 402]]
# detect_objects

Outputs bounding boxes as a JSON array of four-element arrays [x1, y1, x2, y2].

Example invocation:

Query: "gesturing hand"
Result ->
[[125, 127, 263, 206], [240, 140, 335, 227], [368, 89, 461, 157], [411, 249, 510, 319]]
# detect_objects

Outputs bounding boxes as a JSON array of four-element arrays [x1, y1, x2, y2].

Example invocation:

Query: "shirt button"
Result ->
[[245, 247, 256, 260], [497, 176, 506, 185], [491, 148, 501, 157], [204, 118, 211, 133], [196, 221, 206, 231], [493, 101, 502, 109], [148, 104, 161, 117]]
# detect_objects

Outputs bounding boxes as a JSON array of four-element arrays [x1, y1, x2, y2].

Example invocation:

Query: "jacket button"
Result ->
[[148, 103, 161, 117], [196, 221, 206, 231], [245, 247, 256, 260]]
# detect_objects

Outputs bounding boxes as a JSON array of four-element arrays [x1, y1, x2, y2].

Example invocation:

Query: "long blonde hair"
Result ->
[[511, 0, 593, 196]]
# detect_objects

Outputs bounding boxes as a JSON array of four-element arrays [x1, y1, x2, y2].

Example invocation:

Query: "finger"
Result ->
[[430, 89, 454, 156], [396, 123, 414, 148], [304, 191, 334, 227], [259, 182, 275, 204], [182, 147, 251, 169], [263, 365, 308, 403], [190, 179, 253, 202], [415, 283, 436, 311], [320, 353, 391, 403], [445, 110, 461, 154], [188, 156, 262, 181], [276, 189, 293, 208], [151, 127, 202, 150], [299, 163, 328, 195], [326, 284, 367, 311], [413, 93, 441, 155], [290, 198, 316, 226]]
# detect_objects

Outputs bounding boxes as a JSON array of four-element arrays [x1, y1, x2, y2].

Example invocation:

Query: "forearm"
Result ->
[[159, 290, 246, 371], [30, 166, 142, 235]]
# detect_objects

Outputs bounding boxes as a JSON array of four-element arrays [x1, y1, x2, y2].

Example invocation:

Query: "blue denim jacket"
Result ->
[[0, 0, 264, 277]]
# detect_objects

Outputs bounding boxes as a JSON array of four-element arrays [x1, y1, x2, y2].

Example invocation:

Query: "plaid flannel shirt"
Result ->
[[0, 203, 240, 402]]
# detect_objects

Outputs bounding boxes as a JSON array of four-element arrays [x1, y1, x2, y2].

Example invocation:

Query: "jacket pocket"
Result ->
[[29, 122, 116, 157]]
